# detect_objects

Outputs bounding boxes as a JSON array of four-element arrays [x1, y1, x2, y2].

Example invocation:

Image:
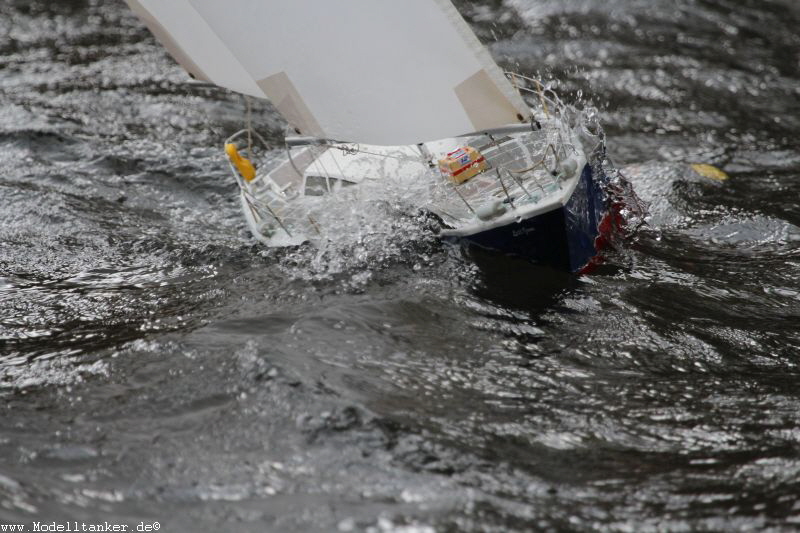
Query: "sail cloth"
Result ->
[[125, 0, 532, 145]]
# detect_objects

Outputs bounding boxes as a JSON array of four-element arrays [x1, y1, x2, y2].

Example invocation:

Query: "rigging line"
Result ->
[[532, 172, 547, 196], [504, 167, 534, 201], [448, 180, 476, 215], [307, 215, 322, 236], [245, 96, 253, 159], [329, 145, 421, 163], [557, 132, 578, 157], [510, 73, 562, 100], [243, 195, 263, 227], [495, 168, 515, 208], [535, 80, 549, 118], [242, 189, 293, 237], [513, 87, 562, 117], [507, 159, 545, 174], [284, 126, 308, 181], [546, 142, 561, 169], [286, 142, 305, 179], [507, 143, 561, 174], [225, 160, 247, 190], [487, 143, 546, 161], [327, 145, 347, 184], [510, 71, 522, 100], [227, 127, 270, 149], [486, 132, 534, 202], [483, 141, 545, 159], [311, 145, 334, 193]]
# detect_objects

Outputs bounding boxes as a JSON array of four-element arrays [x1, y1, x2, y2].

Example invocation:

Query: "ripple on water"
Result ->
[[1, 0, 800, 530]]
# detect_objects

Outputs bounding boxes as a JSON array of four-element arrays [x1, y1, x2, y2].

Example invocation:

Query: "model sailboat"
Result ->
[[124, 0, 616, 272]]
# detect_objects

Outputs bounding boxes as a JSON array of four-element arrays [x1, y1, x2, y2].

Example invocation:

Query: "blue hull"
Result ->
[[446, 163, 610, 273]]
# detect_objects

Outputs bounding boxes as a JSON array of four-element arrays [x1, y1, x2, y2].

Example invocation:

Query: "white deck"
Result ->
[[231, 115, 586, 247]]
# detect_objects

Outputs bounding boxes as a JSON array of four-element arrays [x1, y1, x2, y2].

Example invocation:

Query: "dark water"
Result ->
[[2, 0, 800, 530]]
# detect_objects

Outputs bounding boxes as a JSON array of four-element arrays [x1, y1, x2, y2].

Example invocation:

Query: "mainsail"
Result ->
[[125, 0, 532, 145]]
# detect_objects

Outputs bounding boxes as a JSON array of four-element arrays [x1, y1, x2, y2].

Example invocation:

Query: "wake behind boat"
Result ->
[[125, 0, 621, 273]]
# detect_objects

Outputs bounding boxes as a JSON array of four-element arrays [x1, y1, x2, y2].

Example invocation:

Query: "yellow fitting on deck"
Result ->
[[225, 143, 256, 182], [690, 163, 729, 182]]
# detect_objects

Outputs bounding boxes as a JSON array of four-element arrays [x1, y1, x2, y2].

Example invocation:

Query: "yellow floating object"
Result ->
[[690, 163, 729, 182], [225, 143, 256, 182]]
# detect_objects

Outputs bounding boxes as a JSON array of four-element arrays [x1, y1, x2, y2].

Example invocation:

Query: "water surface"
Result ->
[[1, 0, 799, 530]]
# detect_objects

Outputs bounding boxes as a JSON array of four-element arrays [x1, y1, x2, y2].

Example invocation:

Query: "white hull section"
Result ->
[[230, 114, 589, 247]]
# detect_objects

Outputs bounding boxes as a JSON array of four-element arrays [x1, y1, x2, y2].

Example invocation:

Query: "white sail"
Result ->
[[125, 0, 532, 145]]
